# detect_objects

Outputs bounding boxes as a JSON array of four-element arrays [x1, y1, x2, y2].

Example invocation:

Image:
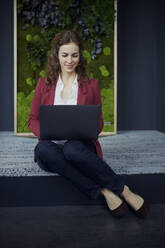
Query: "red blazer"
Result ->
[[28, 77, 104, 161]]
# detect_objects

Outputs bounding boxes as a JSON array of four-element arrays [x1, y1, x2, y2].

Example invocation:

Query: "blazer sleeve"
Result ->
[[93, 79, 104, 134], [28, 78, 42, 140]]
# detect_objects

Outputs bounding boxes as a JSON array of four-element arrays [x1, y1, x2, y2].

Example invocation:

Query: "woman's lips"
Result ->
[[65, 64, 74, 67]]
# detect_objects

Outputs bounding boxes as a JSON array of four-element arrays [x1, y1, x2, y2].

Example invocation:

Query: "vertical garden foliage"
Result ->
[[17, 0, 115, 133]]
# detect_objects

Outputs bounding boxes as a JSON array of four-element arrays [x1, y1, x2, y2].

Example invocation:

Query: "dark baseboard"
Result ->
[[0, 173, 164, 207]]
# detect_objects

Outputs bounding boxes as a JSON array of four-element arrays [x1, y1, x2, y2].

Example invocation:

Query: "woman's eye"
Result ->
[[61, 54, 79, 58]]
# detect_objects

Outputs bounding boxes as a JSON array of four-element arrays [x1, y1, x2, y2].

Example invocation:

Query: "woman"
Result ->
[[28, 30, 149, 218]]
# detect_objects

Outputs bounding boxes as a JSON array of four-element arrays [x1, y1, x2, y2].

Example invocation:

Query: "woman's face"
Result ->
[[58, 42, 80, 74]]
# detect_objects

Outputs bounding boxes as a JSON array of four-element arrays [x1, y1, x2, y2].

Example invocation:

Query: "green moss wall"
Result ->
[[17, 0, 115, 133]]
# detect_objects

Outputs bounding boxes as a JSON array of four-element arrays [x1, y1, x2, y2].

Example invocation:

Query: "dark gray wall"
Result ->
[[0, 0, 14, 131], [0, 0, 164, 132], [157, 0, 165, 132], [117, 0, 157, 130]]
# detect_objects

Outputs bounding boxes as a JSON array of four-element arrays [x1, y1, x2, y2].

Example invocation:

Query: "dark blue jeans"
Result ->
[[34, 140, 125, 200]]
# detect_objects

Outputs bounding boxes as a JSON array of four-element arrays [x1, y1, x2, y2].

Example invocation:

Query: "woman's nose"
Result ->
[[67, 56, 72, 63]]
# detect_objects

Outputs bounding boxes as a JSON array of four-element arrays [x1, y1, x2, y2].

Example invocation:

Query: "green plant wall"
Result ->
[[17, 0, 115, 133]]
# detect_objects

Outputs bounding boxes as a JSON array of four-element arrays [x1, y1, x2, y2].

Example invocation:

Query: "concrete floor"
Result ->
[[0, 204, 164, 248]]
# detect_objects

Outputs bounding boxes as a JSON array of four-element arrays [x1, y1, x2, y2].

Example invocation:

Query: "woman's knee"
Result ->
[[63, 140, 85, 161], [35, 141, 59, 172], [34, 140, 52, 157]]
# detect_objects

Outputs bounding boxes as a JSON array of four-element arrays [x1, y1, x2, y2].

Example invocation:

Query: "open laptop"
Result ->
[[39, 105, 101, 140]]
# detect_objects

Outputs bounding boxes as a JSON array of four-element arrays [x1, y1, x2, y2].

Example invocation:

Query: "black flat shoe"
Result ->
[[110, 201, 128, 218], [134, 201, 150, 218]]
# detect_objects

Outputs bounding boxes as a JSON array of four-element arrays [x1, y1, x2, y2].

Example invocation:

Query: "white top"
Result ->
[[54, 74, 78, 105], [52, 74, 78, 145]]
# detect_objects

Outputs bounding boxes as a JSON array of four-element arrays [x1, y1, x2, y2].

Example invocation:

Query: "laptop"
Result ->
[[39, 105, 101, 140]]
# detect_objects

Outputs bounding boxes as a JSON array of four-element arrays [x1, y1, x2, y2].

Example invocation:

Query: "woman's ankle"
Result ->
[[101, 188, 121, 199], [101, 188, 111, 196], [101, 188, 123, 210], [120, 185, 144, 211], [120, 185, 131, 198]]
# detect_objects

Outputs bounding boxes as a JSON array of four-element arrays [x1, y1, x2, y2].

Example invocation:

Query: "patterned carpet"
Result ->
[[0, 130, 165, 177]]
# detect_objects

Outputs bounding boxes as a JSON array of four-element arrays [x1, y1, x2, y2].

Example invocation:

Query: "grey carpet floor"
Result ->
[[0, 130, 165, 177]]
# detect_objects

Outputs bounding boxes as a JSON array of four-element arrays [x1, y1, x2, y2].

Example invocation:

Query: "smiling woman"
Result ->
[[45, 30, 88, 87], [27, 30, 150, 219], [59, 43, 79, 73], [58, 42, 79, 100]]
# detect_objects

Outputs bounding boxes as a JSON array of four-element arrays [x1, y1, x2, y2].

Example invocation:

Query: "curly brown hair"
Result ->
[[45, 30, 89, 86]]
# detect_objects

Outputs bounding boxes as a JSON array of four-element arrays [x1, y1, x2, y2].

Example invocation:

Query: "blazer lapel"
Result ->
[[49, 82, 57, 105], [77, 80, 87, 104]]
